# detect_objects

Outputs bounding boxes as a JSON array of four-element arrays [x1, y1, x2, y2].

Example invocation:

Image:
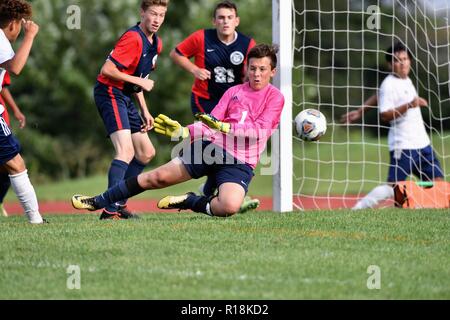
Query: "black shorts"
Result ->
[[180, 140, 254, 194]]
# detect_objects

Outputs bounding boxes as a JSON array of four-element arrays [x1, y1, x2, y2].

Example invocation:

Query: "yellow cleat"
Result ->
[[71, 195, 98, 211], [157, 193, 194, 210]]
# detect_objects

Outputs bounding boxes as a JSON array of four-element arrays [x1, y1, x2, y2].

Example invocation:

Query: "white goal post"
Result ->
[[272, 0, 294, 212]]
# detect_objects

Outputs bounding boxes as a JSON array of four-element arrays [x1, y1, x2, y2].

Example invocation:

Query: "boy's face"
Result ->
[[213, 8, 239, 38], [390, 50, 411, 79], [247, 57, 276, 91], [140, 5, 167, 35]]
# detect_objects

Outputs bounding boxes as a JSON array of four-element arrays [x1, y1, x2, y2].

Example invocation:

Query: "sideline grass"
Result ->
[[1, 209, 449, 299]]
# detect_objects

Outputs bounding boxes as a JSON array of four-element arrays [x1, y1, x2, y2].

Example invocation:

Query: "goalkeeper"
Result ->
[[71, 44, 284, 217]]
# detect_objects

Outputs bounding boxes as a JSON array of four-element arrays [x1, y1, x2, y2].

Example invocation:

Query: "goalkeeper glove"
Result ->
[[195, 112, 231, 134], [154, 114, 189, 140]]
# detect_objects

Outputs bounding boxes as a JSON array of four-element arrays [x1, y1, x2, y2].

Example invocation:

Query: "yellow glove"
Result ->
[[195, 113, 231, 134], [154, 114, 189, 140]]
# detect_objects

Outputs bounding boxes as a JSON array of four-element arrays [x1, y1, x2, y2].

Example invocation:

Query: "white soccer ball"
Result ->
[[294, 109, 327, 141]]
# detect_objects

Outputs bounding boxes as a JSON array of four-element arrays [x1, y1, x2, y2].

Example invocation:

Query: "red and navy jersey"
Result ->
[[97, 24, 162, 95], [175, 29, 256, 102], [0, 71, 11, 125]]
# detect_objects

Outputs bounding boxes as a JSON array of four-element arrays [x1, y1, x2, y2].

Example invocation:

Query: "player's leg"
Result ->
[[116, 121, 156, 218], [4, 154, 44, 223], [0, 167, 10, 217], [72, 158, 193, 211], [0, 117, 44, 223], [101, 129, 135, 219], [94, 85, 136, 219], [352, 149, 410, 210], [158, 160, 254, 217]]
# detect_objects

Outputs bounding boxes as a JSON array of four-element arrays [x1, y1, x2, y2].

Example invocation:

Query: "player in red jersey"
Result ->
[[93, 0, 168, 220], [0, 71, 27, 217], [170, 1, 260, 213]]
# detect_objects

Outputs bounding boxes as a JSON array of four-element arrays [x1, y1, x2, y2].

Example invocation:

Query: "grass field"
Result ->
[[1, 209, 449, 299]]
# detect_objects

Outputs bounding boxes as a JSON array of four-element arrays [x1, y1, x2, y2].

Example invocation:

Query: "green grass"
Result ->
[[1, 209, 449, 299]]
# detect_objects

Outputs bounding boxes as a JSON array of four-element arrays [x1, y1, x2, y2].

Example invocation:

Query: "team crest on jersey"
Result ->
[[230, 51, 244, 65]]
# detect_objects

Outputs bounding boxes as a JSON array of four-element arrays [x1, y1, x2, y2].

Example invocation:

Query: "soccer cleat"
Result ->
[[238, 196, 260, 214], [71, 194, 98, 211], [0, 203, 8, 217], [99, 210, 125, 220], [117, 205, 140, 219], [157, 192, 195, 210]]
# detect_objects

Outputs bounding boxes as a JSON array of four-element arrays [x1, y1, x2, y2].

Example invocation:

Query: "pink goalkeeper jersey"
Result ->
[[188, 82, 285, 169]]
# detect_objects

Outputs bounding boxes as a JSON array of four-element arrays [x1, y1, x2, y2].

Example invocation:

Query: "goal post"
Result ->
[[272, 0, 294, 212]]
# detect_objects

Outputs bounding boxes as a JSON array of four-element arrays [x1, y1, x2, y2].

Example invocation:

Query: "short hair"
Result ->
[[385, 42, 412, 63], [0, 0, 32, 29], [141, 0, 169, 11], [213, 0, 238, 18], [247, 44, 279, 70]]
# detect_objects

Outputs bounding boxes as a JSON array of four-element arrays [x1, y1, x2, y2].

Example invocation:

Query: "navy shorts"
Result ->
[[180, 140, 254, 194], [191, 93, 219, 115], [387, 145, 444, 182], [94, 82, 143, 136], [0, 116, 21, 165]]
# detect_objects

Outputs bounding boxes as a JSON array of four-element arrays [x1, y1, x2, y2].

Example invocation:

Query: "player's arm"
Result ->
[[1, 88, 26, 128], [100, 60, 154, 92], [169, 49, 211, 81], [380, 96, 428, 122], [196, 92, 285, 138], [1, 20, 38, 76], [133, 91, 154, 132], [340, 94, 377, 124]]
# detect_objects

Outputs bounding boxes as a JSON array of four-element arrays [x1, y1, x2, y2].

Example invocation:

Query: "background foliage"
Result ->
[[6, 0, 449, 182]]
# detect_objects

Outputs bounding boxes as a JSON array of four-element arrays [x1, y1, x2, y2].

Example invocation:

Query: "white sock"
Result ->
[[9, 170, 43, 224], [353, 184, 394, 210]]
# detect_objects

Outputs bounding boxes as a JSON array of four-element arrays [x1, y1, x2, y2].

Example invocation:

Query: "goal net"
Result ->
[[285, 0, 450, 210]]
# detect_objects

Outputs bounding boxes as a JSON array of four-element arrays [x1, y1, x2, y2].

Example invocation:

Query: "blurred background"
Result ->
[[10, 0, 272, 182], [7, 0, 449, 194]]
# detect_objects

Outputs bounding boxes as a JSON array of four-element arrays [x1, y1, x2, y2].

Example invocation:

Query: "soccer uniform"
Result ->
[[0, 29, 21, 165], [0, 71, 12, 125], [175, 29, 256, 114], [378, 74, 443, 182], [182, 82, 285, 192], [94, 24, 162, 136]]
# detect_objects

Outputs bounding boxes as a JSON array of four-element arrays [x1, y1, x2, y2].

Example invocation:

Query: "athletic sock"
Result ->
[[106, 159, 129, 212], [185, 194, 214, 216], [118, 157, 146, 206], [95, 176, 145, 209], [202, 177, 217, 197], [0, 172, 11, 203], [9, 170, 43, 224], [352, 184, 394, 210]]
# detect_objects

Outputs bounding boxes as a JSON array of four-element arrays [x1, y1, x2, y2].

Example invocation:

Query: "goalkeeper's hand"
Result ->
[[154, 114, 189, 140], [195, 112, 231, 134]]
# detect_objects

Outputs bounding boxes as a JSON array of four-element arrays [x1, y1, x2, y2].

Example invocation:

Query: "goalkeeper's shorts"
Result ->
[[179, 140, 254, 194]]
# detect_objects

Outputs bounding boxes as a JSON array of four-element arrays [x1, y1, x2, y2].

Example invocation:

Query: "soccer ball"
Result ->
[[294, 109, 327, 141]]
